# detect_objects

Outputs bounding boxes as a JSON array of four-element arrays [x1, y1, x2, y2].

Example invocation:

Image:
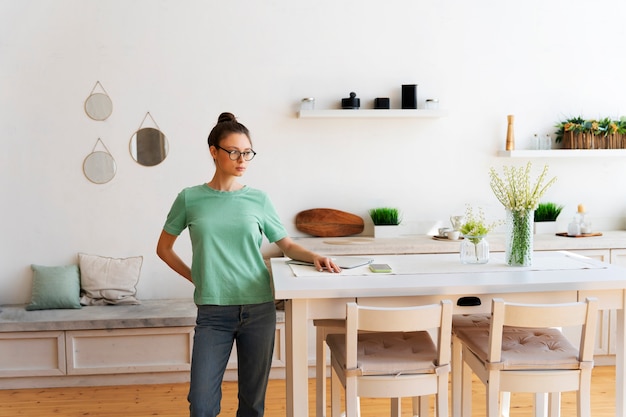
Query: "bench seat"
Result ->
[[0, 299, 286, 389], [0, 299, 198, 332]]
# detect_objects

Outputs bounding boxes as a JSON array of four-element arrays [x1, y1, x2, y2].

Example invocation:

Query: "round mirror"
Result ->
[[84, 93, 113, 121], [83, 151, 116, 184], [129, 127, 169, 166]]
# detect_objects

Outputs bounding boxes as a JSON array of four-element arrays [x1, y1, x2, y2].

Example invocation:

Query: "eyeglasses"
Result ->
[[215, 145, 257, 161]]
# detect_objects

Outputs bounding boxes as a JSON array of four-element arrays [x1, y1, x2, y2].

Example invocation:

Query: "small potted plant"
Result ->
[[369, 207, 402, 238], [459, 206, 502, 264], [534, 202, 563, 234]]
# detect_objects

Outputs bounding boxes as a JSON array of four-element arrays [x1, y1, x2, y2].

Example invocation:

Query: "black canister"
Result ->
[[374, 98, 390, 109], [402, 84, 418, 109], [341, 92, 360, 109]]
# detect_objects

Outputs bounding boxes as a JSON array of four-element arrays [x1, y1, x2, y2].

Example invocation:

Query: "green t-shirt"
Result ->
[[163, 184, 288, 305]]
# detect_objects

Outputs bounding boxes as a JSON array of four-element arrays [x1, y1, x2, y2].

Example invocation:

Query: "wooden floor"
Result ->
[[0, 365, 616, 416]]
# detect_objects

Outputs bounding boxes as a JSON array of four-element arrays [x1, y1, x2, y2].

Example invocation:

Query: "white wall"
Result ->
[[2, 0, 626, 304]]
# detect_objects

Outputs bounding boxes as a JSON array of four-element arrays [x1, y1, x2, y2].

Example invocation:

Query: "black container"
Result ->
[[402, 84, 418, 109], [341, 92, 360, 109], [374, 98, 390, 109]]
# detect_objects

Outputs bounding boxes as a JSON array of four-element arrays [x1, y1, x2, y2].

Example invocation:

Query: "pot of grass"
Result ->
[[534, 202, 563, 234], [369, 207, 402, 238]]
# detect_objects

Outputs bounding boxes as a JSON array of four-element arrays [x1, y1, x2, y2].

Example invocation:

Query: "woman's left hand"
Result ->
[[313, 256, 341, 273]]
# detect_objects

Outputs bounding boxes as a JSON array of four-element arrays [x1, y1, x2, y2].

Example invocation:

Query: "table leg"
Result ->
[[285, 299, 309, 417]]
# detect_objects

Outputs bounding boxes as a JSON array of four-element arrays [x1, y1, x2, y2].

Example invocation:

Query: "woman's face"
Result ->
[[211, 132, 254, 177]]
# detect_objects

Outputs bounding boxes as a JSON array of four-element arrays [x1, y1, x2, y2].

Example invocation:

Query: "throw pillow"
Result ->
[[78, 253, 143, 306], [26, 264, 82, 310]]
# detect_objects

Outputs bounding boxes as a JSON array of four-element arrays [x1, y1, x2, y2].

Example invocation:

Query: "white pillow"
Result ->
[[78, 253, 143, 306]]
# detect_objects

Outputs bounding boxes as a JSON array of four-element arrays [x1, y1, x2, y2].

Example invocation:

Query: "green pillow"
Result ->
[[26, 264, 82, 311]]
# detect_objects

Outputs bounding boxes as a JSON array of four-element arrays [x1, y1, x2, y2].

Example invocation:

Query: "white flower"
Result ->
[[489, 162, 557, 211]]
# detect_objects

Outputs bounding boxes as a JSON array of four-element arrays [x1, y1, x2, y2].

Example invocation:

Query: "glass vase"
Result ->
[[460, 235, 489, 264], [505, 208, 534, 266]]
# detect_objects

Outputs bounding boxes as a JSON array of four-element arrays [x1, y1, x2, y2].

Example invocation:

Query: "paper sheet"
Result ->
[[287, 252, 605, 277]]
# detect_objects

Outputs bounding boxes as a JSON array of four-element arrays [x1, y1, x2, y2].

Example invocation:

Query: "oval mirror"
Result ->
[[84, 93, 113, 121], [83, 151, 116, 184], [129, 127, 169, 166]]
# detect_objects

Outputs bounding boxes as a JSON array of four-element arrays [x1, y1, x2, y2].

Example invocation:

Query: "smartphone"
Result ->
[[369, 263, 392, 273]]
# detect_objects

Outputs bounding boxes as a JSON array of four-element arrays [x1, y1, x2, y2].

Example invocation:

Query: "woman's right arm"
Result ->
[[156, 230, 193, 283]]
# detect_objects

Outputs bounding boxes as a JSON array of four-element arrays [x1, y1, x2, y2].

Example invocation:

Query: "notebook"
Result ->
[[286, 256, 374, 269]]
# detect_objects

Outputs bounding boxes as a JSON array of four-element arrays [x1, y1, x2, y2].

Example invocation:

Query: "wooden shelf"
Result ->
[[498, 149, 626, 158], [297, 109, 448, 119]]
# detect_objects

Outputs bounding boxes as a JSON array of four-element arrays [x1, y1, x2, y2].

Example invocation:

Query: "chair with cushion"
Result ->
[[325, 300, 453, 417], [314, 319, 430, 417], [452, 297, 598, 417], [452, 313, 511, 417]]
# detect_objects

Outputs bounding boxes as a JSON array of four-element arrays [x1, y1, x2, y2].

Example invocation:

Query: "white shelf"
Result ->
[[297, 109, 448, 119], [498, 149, 626, 158]]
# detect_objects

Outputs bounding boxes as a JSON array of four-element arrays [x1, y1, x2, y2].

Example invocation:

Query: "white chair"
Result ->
[[452, 313, 511, 417], [325, 300, 453, 417], [452, 297, 598, 417], [314, 319, 429, 417]]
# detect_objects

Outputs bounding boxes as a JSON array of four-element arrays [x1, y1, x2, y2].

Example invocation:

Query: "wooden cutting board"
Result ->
[[295, 208, 364, 237]]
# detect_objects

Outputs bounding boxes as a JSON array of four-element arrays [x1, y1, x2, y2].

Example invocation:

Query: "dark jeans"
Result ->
[[188, 302, 276, 417]]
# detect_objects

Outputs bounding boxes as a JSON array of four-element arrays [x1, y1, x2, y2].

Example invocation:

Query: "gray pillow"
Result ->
[[78, 253, 143, 305], [26, 264, 82, 311]]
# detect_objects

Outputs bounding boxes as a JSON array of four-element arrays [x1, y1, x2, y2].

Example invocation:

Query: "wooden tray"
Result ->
[[432, 235, 464, 241], [555, 232, 603, 238], [295, 208, 364, 237]]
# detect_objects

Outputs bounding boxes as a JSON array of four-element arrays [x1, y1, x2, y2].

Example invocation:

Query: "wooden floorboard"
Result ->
[[0, 365, 616, 416]]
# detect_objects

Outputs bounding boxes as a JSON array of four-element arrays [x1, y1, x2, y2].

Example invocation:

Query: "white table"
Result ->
[[271, 251, 626, 417]]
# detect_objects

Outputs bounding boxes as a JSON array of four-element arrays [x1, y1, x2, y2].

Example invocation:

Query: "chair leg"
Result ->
[[486, 371, 501, 417], [345, 377, 358, 417], [331, 368, 342, 417], [461, 360, 473, 417], [391, 398, 401, 417], [578, 368, 592, 417], [548, 392, 560, 417], [452, 336, 463, 417], [535, 393, 546, 417], [436, 376, 448, 417], [500, 392, 511, 417], [316, 326, 328, 417]]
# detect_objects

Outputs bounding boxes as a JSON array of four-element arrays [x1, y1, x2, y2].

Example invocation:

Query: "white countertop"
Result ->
[[292, 230, 626, 255]]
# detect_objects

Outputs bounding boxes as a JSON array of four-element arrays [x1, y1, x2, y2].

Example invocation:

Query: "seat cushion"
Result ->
[[326, 331, 437, 376], [452, 313, 491, 330], [454, 326, 581, 370]]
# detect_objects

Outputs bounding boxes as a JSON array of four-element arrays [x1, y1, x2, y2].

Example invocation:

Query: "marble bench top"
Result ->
[[0, 299, 198, 332]]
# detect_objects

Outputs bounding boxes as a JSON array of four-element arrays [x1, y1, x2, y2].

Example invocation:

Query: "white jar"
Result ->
[[300, 98, 315, 111], [567, 217, 581, 236], [425, 99, 439, 110]]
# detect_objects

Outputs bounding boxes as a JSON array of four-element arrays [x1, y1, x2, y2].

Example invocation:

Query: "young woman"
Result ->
[[156, 112, 340, 417]]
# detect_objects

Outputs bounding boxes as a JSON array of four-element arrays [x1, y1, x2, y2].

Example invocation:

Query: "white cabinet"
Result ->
[[566, 249, 623, 363]]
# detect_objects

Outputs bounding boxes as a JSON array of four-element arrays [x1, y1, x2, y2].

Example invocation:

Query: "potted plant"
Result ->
[[554, 116, 626, 149], [369, 207, 402, 238], [533, 202, 563, 235], [459, 206, 502, 264]]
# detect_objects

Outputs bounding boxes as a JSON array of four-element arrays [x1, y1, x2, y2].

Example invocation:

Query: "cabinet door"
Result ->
[[0, 331, 66, 377], [66, 327, 193, 375], [560, 250, 611, 356], [610, 248, 626, 266], [606, 249, 626, 355], [567, 249, 611, 262]]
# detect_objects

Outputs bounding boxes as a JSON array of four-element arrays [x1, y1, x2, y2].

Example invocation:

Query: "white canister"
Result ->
[[300, 98, 315, 111], [425, 99, 439, 110], [567, 217, 581, 236]]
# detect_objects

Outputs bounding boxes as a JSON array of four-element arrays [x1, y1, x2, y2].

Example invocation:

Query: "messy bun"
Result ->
[[207, 112, 251, 148], [217, 112, 236, 124]]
